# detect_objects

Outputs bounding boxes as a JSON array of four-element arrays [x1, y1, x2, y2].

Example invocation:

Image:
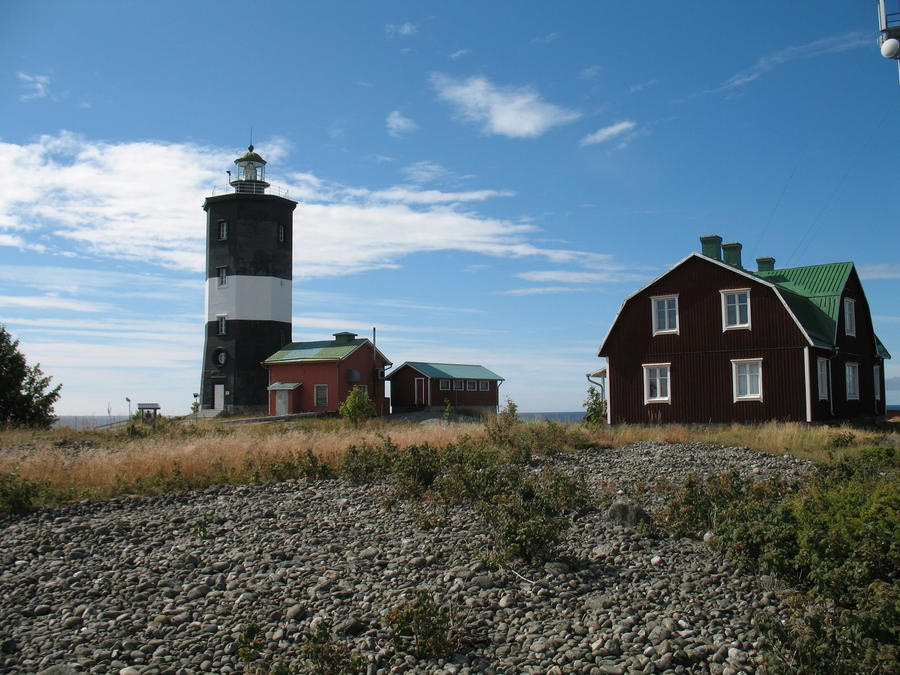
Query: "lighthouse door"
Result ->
[[214, 384, 225, 410]]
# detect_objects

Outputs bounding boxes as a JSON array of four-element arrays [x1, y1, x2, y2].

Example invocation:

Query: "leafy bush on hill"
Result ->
[[659, 447, 899, 673]]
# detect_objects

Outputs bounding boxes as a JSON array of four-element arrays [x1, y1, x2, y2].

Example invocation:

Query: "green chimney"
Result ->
[[700, 235, 723, 261], [756, 256, 775, 272], [722, 242, 743, 268]]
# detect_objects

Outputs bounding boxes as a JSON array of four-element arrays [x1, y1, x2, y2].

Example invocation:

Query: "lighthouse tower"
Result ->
[[200, 145, 297, 414]]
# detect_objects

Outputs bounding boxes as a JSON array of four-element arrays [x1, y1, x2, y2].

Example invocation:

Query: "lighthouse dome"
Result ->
[[235, 145, 267, 165]]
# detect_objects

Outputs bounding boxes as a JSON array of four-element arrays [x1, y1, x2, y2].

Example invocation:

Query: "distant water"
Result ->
[[520, 411, 584, 423], [53, 416, 130, 430]]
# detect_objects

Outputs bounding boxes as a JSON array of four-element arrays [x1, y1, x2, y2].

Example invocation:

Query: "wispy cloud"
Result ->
[[858, 264, 900, 280], [400, 160, 447, 183], [0, 295, 110, 312], [629, 79, 658, 94], [531, 32, 560, 45], [498, 286, 585, 296], [517, 268, 647, 284], [580, 65, 602, 80], [17, 72, 51, 102], [450, 49, 470, 60], [579, 120, 637, 147], [714, 31, 869, 92], [430, 73, 581, 138], [386, 22, 418, 37], [386, 110, 419, 137]]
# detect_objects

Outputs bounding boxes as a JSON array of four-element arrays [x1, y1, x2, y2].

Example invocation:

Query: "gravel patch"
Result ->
[[0, 442, 812, 674]]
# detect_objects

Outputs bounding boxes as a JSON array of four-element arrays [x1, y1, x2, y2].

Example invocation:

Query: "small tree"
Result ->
[[582, 386, 606, 427], [339, 385, 376, 426], [0, 325, 61, 428]]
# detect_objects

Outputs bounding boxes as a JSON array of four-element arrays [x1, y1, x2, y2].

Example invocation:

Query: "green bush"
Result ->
[[0, 471, 42, 515], [340, 436, 397, 483], [384, 589, 459, 660], [393, 443, 443, 499], [582, 385, 607, 428], [339, 386, 376, 426], [478, 467, 588, 564], [300, 620, 364, 674], [658, 448, 899, 673]]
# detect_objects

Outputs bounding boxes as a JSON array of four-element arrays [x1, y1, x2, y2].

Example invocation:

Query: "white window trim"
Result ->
[[453, 380, 464, 391], [845, 362, 859, 400], [314, 384, 328, 407], [217, 266, 227, 287], [843, 297, 856, 337], [479, 380, 490, 391], [466, 380, 477, 391], [439, 379, 450, 391], [358, 385, 368, 395], [817, 357, 829, 401], [650, 294, 679, 336], [216, 314, 227, 336], [874, 365, 881, 402], [731, 358, 763, 402], [217, 220, 228, 241], [721, 289, 751, 331], [642, 362, 671, 404]]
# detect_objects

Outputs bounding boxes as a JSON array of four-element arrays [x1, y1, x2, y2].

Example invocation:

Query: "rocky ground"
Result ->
[[0, 442, 812, 674]]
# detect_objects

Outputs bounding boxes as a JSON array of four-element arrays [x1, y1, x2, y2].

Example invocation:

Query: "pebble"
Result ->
[[0, 441, 808, 673]]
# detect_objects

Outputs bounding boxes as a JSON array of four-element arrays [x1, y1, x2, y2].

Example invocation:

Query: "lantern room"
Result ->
[[230, 145, 269, 194]]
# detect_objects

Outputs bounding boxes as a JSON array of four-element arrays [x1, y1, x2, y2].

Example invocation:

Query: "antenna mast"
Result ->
[[877, 0, 900, 83]]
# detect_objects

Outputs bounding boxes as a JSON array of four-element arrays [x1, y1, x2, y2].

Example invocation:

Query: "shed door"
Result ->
[[275, 390, 288, 416], [414, 377, 425, 406], [214, 384, 225, 410]]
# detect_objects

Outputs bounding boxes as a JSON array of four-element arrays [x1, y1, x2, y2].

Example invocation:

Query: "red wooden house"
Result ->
[[387, 362, 504, 415], [263, 332, 391, 416], [598, 235, 890, 424]]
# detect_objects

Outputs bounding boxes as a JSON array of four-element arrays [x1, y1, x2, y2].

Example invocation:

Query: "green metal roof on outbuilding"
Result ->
[[263, 332, 392, 365], [387, 362, 504, 381]]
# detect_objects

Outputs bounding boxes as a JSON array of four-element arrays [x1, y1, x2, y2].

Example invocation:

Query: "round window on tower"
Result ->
[[215, 349, 228, 367]]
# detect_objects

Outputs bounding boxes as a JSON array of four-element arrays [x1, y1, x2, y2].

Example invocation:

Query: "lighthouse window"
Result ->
[[217, 220, 228, 241], [278, 224, 285, 243], [215, 350, 228, 366], [217, 266, 227, 287], [217, 315, 227, 335]]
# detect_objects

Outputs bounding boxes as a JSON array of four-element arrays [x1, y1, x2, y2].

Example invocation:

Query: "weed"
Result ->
[[0, 471, 42, 515], [237, 622, 264, 663], [300, 620, 364, 674], [393, 443, 442, 499], [384, 589, 460, 660]]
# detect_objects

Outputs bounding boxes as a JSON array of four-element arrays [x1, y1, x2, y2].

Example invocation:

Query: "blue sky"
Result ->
[[2, 1, 898, 415]]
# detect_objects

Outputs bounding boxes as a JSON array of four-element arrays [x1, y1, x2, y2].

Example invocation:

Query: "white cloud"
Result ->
[[450, 49, 470, 60], [580, 65, 602, 80], [498, 286, 585, 296], [580, 120, 637, 147], [858, 264, 900, 280], [0, 295, 110, 312], [430, 73, 581, 138], [386, 110, 419, 137], [17, 72, 51, 101], [716, 31, 869, 92], [386, 22, 417, 37], [400, 160, 447, 183], [517, 268, 647, 284], [531, 32, 560, 45], [629, 79, 658, 94]]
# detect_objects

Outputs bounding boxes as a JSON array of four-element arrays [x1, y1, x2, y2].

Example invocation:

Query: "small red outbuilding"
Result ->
[[387, 362, 504, 416], [263, 332, 391, 416]]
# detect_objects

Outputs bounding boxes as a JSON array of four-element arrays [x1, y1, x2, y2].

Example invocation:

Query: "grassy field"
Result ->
[[0, 416, 896, 509]]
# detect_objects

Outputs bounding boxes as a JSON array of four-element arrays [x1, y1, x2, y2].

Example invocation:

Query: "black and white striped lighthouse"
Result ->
[[200, 145, 297, 413]]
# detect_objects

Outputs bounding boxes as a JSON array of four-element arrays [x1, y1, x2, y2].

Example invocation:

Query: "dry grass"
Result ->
[[1, 417, 896, 509]]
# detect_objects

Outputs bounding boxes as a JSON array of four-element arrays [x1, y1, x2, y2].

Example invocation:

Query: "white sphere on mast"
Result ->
[[881, 37, 900, 59]]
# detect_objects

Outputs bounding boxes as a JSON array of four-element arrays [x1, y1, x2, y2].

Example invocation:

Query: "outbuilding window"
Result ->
[[480, 380, 490, 391], [314, 385, 328, 407], [732, 359, 762, 401], [817, 358, 828, 401], [439, 379, 450, 390], [642, 363, 670, 404], [875, 365, 881, 402], [467, 380, 477, 391], [721, 289, 751, 330], [651, 295, 678, 335], [454, 380, 464, 390]]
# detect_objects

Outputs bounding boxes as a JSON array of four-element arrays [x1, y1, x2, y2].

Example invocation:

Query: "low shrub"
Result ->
[[393, 443, 443, 499], [384, 589, 460, 660], [0, 471, 42, 515], [338, 386, 375, 427], [339, 436, 397, 483], [300, 620, 364, 674]]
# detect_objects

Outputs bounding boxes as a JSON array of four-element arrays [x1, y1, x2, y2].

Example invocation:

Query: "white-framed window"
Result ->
[[358, 385, 368, 395], [467, 380, 477, 391], [843, 298, 856, 336], [732, 358, 762, 401], [217, 314, 227, 335], [479, 380, 490, 391], [439, 379, 450, 391], [217, 266, 227, 287], [314, 384, 328, 407], [845, 362, 859, 400], [651, 294, 679, 335], [642, 363, 671, 404], [817, 357, 828, 401], [453, 380, 464, 390], [217, 220, 228, 241], [278, 224, 285, 243], [874, 365, 881, 402], [721, 289, 751, 330]]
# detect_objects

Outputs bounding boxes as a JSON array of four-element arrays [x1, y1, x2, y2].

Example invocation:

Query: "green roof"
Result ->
[[389, 362, 504, 381], [264, 338, 367, 364], [752, 262, 853, 348], [267, 381, 301, 391]]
